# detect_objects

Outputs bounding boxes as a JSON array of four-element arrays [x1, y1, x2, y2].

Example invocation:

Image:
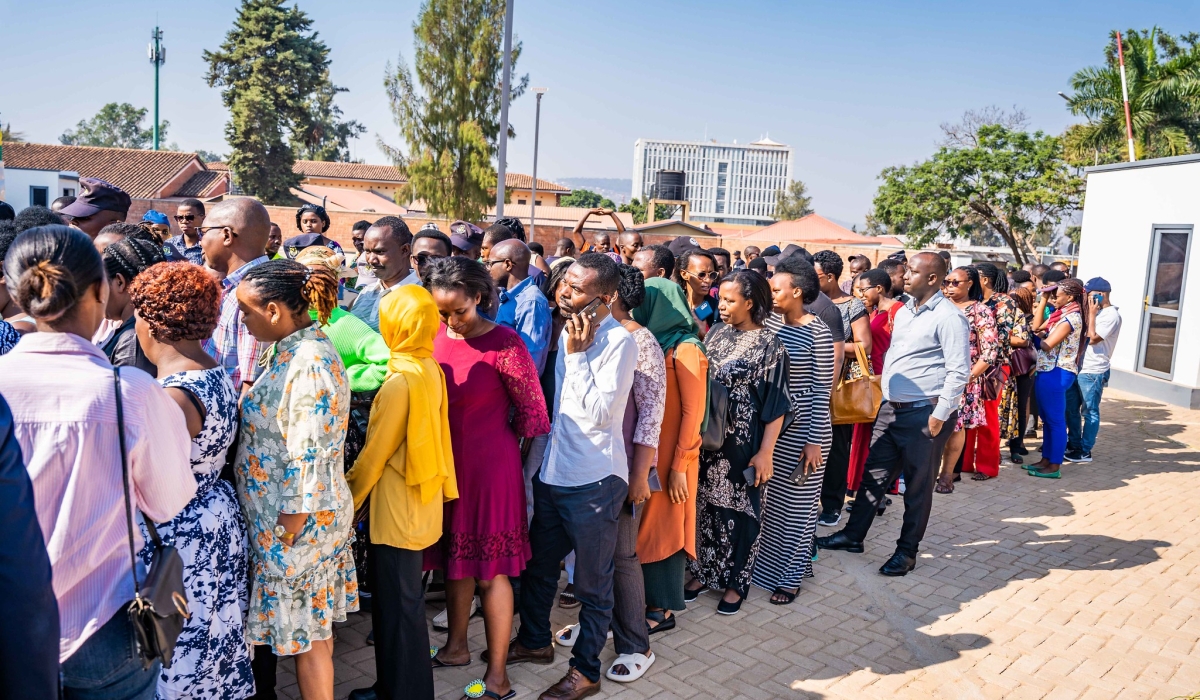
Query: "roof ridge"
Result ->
[[10, 141, 199, 158]]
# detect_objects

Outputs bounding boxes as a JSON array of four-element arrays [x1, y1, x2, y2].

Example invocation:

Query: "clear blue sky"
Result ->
[[4, 0, 1197, 224]]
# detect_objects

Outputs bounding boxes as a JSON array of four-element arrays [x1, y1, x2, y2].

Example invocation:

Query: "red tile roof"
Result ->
[[5, 143, 201, 198], [736, 213, 889, 245], [504, 173, 570, 193], [207, 160, 407, 183], [172, 170, 226, 198]]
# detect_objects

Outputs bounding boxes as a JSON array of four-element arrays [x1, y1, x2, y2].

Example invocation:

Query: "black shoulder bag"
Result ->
[[114, 368, 191, 669]]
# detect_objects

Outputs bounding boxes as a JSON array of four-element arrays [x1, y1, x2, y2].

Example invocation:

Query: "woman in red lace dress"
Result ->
[[421, 257, 550, 699]]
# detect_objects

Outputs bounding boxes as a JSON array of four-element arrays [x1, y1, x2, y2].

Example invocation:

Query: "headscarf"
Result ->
[[378, 285, 457, 504], [633, 276, 706, 355]]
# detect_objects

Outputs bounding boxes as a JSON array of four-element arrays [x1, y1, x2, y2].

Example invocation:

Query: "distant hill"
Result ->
[[557, 178, 633, 206]]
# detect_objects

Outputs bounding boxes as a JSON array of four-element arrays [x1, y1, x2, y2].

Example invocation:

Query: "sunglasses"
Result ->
[[413, 252, 447, 266], [690, 270, 720, 280], [174, 214, 195, 222], [942, 279, 966, 287]]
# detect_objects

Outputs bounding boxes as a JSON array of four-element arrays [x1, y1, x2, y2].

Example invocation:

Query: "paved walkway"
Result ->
[[276, 389, 1200, 699]]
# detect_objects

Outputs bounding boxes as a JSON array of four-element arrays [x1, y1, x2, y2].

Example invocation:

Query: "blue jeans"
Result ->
[[518, 473, 626, 682], [1036, 367, 1076, 465], [62, 605, 159, 700], [1067, 371, 1108, 454]]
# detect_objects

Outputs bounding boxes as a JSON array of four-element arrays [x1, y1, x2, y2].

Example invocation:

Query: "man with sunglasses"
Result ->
[[167, 198, 207, 265], [487, 239, 551, 373]]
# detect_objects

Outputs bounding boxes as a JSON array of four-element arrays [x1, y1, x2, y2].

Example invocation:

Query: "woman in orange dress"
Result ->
[[633, 277, 709, 633]]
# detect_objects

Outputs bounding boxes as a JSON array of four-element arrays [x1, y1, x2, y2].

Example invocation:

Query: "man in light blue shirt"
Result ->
[[818, 252, 970, 577], [511, 254, 637, 698], [487, 239, 552, 374]]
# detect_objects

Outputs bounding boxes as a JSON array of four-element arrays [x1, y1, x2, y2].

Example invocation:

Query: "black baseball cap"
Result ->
[[283, 233, 333, 258], [59, 177, 131, 218], [667, 236, 701, 257], [764, 243, 807, 266]]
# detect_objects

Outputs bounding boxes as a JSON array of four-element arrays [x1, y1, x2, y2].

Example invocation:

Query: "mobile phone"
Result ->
[[578, 297, 603, 320], [742, 466, 757, 485], [1092, 293, 1103, 305], [788, 463, 809, 487]]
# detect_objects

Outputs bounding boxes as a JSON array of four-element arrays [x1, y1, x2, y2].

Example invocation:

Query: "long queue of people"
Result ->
[[0, 178, 1120, 700]]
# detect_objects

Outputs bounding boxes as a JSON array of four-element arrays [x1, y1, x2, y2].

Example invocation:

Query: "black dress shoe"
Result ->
[[348, 687, 377, 700], [879, 552, 916, 576], [815, 531, 864, 553]]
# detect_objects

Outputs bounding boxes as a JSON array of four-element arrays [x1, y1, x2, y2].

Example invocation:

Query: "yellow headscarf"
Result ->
[[378, 285, 457, 504]]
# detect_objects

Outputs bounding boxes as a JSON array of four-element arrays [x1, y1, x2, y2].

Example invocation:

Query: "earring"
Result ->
[[271, 318, 278, 326]]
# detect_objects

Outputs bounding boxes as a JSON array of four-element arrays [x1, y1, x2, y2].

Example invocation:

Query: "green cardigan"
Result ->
[[310, 307, 389, 392]]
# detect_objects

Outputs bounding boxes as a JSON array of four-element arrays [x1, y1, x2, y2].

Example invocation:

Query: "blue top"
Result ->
[[495, 275, 553, 375], [166, 234, 205, 266], [881, 291, 971, 422]]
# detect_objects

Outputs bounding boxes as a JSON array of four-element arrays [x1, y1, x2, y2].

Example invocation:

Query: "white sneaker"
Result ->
[[432, 595, 479, 631]]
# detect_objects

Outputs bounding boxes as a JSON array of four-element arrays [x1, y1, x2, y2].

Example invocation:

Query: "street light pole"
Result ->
[[530, 88, 546, 241], [494, 0, 514, 217], [1115, 31, 1136, 162], [149, 27, 165, 151]]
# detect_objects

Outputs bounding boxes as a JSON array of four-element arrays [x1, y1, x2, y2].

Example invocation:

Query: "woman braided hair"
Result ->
[[241, 259, 339, 325], [103, 238, 165, 285]]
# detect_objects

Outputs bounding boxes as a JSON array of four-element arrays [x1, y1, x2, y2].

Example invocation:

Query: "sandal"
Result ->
[[769, 587, 798, 605], [430, 647, 470, 668], [646, 609, 675, 635], [558, 583, 580, 609], [971, 472, 992, 481], [555, 623, 611, 647], [606, 651, 656, 682], [935, 477, 954, 494], [463, 679, 516, 700]]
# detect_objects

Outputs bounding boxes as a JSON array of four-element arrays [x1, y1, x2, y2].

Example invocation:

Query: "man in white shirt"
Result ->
[[506, 253, 638, 700], [1065, 277, 1122, 463], [348, 216, 419, 331]]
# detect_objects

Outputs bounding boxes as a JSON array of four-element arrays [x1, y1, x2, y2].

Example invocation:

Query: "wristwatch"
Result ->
[[273, 524, 296, 545]]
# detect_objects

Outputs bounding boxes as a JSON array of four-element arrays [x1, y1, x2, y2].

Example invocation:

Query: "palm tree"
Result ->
[[1062, 28, 1200, 162], [1, 123, 24, 143]]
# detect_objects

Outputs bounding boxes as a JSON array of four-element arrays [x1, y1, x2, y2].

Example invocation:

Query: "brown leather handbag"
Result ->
[[830, 342, 883, 425]]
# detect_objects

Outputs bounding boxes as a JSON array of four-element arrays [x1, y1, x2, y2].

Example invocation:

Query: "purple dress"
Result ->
[[425, 324, 550, 579]]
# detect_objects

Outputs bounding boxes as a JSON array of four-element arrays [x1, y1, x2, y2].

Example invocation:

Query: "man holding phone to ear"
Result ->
[[1065, 277, 1121, 463], [508, 253, 639, 700]]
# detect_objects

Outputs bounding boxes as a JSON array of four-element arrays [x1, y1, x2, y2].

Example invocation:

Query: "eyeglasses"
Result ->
[[942, 279, 966, 287], [174, 214, 195, 222], [196, 225, 238, 238], [482, 259, 509, 267]]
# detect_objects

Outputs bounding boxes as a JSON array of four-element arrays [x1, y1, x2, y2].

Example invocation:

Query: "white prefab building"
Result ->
[[1077, 153, 1200, 407], [632, 137, 793, 226]]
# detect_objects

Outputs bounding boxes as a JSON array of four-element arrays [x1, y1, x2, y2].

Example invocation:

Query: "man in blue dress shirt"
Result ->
[[487, 239, 552, 374]]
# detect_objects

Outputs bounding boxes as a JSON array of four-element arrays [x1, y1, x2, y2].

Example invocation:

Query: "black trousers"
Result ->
[[518, 474, 626, 683], [249, 643, 277, 700], [843, 402, 958, 557], [371, 544, 432, 700], [820, 422, 855, 515], [1010, 373, 1035, 450]]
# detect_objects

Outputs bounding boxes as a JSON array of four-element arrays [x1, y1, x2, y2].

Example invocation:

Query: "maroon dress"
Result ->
[[425, 324, 550, 580]]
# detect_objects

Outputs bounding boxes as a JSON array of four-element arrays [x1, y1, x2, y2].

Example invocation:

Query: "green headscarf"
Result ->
[[633, 277, 706, 355]]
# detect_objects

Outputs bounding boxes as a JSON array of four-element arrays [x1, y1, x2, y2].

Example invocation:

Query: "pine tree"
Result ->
[[774, 180, 813, 220], [379, 0, 528, 221], [204, 0, 359, 204]]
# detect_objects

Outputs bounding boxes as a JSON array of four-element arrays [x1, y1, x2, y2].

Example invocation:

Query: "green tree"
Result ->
[[871, 125, 1082, 265], [193, 149, 225, 164], [618, 197, 672, 225], [1062, 28, 1200, 163], [2, 123, 25, 143], [773, 179, 813, 220], [379, 0, 527, 221], [59, 103, 168, 149], [291, 70, 366, 162], [561, 189, 615, 209], [204, 0, 357, 204]]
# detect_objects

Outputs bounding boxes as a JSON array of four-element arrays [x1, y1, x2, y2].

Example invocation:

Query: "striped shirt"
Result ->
[[204, 255, 269, 387], [0, 333, 195, 661]]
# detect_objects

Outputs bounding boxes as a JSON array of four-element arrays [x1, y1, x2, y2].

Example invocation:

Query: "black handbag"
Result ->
[[114, 368, 191, 670], [700, 375, 730, 451], [980, 363, 1008, 401]]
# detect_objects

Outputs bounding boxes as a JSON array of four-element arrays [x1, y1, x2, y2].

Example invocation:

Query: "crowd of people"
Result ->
[[0, 178, 1122, 700]]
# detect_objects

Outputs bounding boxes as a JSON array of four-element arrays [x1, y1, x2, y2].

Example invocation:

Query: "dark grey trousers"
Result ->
[[612, 502, 650, 656]]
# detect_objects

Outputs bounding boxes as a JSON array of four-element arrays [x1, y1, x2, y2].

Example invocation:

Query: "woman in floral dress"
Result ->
[[130, 262, 254, 700], [233, 260, 358, 699], [936, 266, 999, 494], [685, 271, 790, 615]]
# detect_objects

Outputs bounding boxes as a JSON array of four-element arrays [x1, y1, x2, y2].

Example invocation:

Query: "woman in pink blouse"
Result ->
[[0, 225, 195, 699]]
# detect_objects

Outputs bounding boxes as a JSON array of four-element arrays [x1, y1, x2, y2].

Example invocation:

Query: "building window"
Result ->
[[30, 186, 49, 208], [518, 199, 527, 205], [62, 187, 76, 197]]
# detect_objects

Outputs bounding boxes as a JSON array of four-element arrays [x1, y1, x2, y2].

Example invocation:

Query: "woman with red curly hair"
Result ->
[[129, 261, 255, 699]]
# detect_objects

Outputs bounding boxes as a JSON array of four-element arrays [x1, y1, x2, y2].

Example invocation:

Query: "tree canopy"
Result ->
[[379, 0, 527, 221], [871, 125, 1082, 264], [59, 103, 168, 150], [204, 0, 361, 204], [561, 189, 616, 210], [1062, 28, 1200, 164], [774, 179, 813, 220]]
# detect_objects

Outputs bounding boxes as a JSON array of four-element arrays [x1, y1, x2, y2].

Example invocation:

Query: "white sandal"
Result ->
[[606, 651, 655, 682], [554, 624, 612, 648]]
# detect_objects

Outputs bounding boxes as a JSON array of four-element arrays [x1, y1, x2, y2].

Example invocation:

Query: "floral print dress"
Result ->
[[235, 325, 359, 656], [990, 294, 1031, 440], [689, 323, 790, 598], [139, 368, 254, 700], [956, 301, 1000, 431]]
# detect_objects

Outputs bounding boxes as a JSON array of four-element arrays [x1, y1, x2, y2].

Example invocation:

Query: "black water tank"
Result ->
[[657, 170, 686, 200]]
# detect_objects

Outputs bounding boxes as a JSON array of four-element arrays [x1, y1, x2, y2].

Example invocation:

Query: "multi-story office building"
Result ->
[[632, 137, 794, 226]]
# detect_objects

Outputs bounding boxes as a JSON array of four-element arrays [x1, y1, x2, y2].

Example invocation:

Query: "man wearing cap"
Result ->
[[1065, 277, 1121, 463], [488, 239, 552, 374], [59, 177, 130, 238], [141, 210, 171, 243], [448, 220, 484, 260]]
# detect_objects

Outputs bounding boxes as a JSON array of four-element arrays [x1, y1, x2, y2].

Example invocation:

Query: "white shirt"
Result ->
[[348, 269, 420, 332], [1081, 306, 1122, 374], [0, 333, 195, 661], [541, 314, 638, 487]]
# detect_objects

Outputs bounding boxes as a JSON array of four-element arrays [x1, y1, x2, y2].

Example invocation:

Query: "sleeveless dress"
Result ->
[[139, 368, 254, 700]]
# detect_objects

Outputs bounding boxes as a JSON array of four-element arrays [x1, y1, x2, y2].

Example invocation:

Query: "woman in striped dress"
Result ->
[[753, 258, 835, 604]]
